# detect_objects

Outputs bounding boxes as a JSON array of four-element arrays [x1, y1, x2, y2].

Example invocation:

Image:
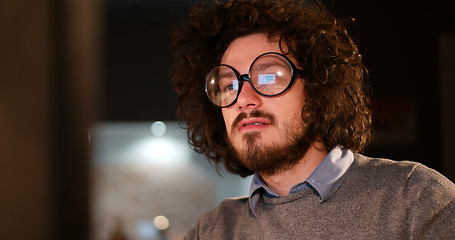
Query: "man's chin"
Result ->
[[230, 129, 311, 176], [242, 131, 262, 145]]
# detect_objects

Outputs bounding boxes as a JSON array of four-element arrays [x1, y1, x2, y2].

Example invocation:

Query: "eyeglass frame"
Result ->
[[204, 52, 305, 108]]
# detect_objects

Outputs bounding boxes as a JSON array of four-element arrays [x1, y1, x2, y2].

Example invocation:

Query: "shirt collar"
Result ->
[[248, 146, 354, 216]]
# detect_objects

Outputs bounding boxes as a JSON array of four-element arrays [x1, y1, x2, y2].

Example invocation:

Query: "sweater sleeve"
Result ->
[[183, 227, 198, 240], [405, 163, 455, 239]]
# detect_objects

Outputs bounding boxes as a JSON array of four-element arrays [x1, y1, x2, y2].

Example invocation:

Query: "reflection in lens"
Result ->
[[250, 53, 292, 95], [258, 74, 276, 85]]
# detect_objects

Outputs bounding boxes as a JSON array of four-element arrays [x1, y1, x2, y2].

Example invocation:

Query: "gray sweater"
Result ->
[[185, 155, 455, 239]]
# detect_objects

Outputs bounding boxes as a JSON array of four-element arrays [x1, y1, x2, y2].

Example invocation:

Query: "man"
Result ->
[[171, 0, 455, 239]]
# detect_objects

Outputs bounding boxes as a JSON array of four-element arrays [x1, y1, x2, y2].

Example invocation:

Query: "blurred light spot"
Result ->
[[136, 219, 157, 239], [127, 137, 190, 167], [153, 215, 170, 231], [151, 121, 166, 136]]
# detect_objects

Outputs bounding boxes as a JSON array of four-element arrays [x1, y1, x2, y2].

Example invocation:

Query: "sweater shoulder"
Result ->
[[353, 154, 454, 185], [354, 154, 421, 174], [214, 196, 250, 215], [349, 154, 455, 197], [184, 197, 250, 239], [353, 155, 455, 238], [346, 154, 418, 187], [200, 196, 249, 223]]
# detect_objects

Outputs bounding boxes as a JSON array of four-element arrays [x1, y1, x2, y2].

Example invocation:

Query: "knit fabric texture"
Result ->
[[184, 154, 455, 239]]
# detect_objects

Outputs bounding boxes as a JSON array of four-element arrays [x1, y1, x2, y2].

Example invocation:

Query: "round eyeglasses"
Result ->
[[205, 52, 304, 108]]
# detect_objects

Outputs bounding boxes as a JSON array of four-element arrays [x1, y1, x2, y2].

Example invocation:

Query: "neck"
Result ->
[[260, 141, 327, 197]]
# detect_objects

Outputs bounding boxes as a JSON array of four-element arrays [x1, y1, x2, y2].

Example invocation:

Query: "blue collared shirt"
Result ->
[[248, 146, 354, 215]]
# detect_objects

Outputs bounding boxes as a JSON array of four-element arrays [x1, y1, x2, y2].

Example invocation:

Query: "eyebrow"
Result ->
[[251, 60, 288, 72], [218, 69, 237, 79]]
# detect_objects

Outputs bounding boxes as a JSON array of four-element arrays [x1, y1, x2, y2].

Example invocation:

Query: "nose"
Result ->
[[236, 75, 262, 111]]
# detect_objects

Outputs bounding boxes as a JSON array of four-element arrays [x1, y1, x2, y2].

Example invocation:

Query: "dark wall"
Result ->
[[103, 0, 455, 177], [104, 1, 192, 121], [327, 0, 455, 173]]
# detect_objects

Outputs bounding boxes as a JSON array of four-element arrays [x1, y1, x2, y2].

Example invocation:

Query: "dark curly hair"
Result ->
[[171, 0, 372, 177]]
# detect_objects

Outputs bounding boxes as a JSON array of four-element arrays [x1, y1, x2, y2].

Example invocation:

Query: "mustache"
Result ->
[[231, 110, 276, 134]]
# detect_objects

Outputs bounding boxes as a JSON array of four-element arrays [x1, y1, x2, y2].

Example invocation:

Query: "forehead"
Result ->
[[221, 33, 289, 71]]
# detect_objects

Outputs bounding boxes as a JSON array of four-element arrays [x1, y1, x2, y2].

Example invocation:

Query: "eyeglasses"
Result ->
[[205, 52, 304, 108]]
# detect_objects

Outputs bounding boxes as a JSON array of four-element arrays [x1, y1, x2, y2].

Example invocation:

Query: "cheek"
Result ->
[[289, 80, 306, 113]]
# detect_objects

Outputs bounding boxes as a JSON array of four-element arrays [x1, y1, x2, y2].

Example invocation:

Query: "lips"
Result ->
[[230, 110, 276, 135], [238, 118, 271, 132]]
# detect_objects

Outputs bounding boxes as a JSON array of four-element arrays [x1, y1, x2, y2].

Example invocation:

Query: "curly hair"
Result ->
[[171, 0, 372, 177]]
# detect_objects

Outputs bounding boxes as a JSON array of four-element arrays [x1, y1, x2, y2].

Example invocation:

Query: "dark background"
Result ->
[[103, 0, 455, 174]]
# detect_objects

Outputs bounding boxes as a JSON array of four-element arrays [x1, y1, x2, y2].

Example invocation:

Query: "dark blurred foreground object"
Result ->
[[0, 0, 100, 239]]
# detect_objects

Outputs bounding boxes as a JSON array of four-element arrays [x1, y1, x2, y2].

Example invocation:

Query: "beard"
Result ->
[[227, 110, 312, 176]]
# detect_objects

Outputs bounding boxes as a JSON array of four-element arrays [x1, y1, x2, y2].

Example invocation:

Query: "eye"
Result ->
[[221, 80, 239, 92]]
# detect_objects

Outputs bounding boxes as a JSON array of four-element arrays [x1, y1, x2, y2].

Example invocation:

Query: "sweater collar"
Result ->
[[248, 146, 354, 216]]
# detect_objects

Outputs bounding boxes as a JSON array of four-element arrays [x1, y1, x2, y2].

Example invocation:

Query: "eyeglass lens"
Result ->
[[205, 53, 294, 107]]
